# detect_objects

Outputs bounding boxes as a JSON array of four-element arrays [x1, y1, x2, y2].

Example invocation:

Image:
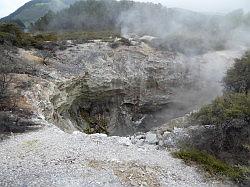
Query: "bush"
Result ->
[[176, 53, 250, 185], [173, 149, 246, 182], [190, 93, 250, 164], [0, 23, 57, 48], [192, 93, 250, 126], [223, 52, 250, 94]]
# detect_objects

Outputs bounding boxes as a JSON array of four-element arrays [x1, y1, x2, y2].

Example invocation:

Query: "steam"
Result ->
[[118, 4, 250, 55], [115, 1, 250, 128], [40, 0, 250, 55], [31, 0, 250, 129]]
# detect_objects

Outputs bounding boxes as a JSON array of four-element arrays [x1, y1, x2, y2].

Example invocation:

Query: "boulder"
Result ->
[[145, 132, 158, 144]]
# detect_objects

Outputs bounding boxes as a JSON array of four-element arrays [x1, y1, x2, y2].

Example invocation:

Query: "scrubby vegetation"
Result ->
[[57, 31, 121, 42], [173, 149, 246, 182], [81, 112, 109, 135], [175, 52, 250, 184], [192, 93, 249, 126], [0, 23, 57, 48], [223, 52, 250, 94], [31, 0, 135, 32], [0, 23, 125, 50]]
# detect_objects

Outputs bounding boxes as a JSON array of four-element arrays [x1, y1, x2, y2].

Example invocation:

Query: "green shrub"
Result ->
[[33, 33, 57, 42], [192, 93, 250, 125], [189, 93, 249, 166], [173, 149, 247, 182], [80, 110, 108, 135], [184, 53, 250, 185], [0, 23, 58, 48], [223, 52, 250, 94]]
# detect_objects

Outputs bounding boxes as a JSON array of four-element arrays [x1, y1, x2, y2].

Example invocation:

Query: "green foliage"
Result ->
[[33, 33, 58, 42], [173, 149, 247, 182], [223, 52, 250, 94], [31, 0, 135, 32], [57, 31, 121, 42], [192, 93, 250, 126], [193, 52, 250, 126], [0, 23, 57, 48], [0, 23, 26, 46], [31, 10, 55, 31], [183, 53, 250, 185], [0, 23, 128, 48], [0, 23, 22, 37]]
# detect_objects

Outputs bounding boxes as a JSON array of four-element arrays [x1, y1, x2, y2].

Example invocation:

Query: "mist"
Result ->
[[118, 2, 250, 55], [133, 0, 250, 13], [116, 0, 250, 127]]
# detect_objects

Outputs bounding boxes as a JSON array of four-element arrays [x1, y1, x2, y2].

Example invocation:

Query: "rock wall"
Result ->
[[3, 39, 245, 136]]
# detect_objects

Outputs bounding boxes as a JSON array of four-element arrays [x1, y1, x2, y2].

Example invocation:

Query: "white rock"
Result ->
[[145, 132, 158, 144], [162, 131, 171, 139], [158, 140, 164, 147], [118, 137, 132, 146], [90, 133, 108, 138], [139, 35, 157, 42]]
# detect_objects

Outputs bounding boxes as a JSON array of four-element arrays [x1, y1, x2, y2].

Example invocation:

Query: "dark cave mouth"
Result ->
[[64, 94, 190, 136], [64, 94, 153, 136]]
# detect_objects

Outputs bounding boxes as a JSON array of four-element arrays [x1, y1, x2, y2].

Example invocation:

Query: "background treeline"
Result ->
[[2, 0, 250, 55], [31, 0, 135, 32], [31, 0, 250, 33], [29, 0, 250, 55]]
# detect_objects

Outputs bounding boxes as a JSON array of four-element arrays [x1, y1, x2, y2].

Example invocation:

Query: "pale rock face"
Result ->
[[9, 40, 245, 136], [20, 41, 186, 135]]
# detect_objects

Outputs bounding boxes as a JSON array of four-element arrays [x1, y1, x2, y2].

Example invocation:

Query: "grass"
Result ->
[[1, 23, 130, 49], [173, 149, 247, 182], [57, 31, 121, 42]]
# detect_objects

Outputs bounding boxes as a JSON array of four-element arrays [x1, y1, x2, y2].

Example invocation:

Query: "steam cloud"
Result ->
[[32, 0, 250, 128], [118, 4, 250, 55]]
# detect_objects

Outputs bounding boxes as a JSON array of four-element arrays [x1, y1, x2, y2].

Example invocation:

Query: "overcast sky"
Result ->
[[0, 0, 250, 18]]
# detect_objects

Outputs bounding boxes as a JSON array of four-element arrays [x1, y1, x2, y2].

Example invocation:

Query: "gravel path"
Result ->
[[0, 126, 228, 187]]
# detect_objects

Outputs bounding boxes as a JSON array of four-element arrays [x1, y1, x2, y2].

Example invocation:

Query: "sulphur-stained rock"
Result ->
[[0, 39, 245, 136]]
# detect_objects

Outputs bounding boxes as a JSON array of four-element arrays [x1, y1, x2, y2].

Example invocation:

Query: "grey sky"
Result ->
[[0, 0, 250, 18]]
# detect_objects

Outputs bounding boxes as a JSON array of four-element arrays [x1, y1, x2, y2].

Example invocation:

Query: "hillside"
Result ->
[[30, 0, 250, 55], [0, 0, 81, 27]]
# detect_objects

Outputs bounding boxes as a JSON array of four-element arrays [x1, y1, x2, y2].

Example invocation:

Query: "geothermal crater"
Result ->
[[16, 39, 243, 136]]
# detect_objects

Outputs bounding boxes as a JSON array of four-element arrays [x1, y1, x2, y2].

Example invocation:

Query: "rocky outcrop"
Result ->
[[1, 39, 245, 136], [38, 40, 195, 136]]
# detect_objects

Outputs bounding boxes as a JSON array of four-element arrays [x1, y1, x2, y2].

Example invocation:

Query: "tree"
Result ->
[[37, 43, 58, 65], [32, 10, 55, 31], [223, 52, 250, 94]]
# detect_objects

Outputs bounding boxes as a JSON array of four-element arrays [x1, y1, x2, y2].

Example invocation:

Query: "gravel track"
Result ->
[[0, 125, 228, 187]]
